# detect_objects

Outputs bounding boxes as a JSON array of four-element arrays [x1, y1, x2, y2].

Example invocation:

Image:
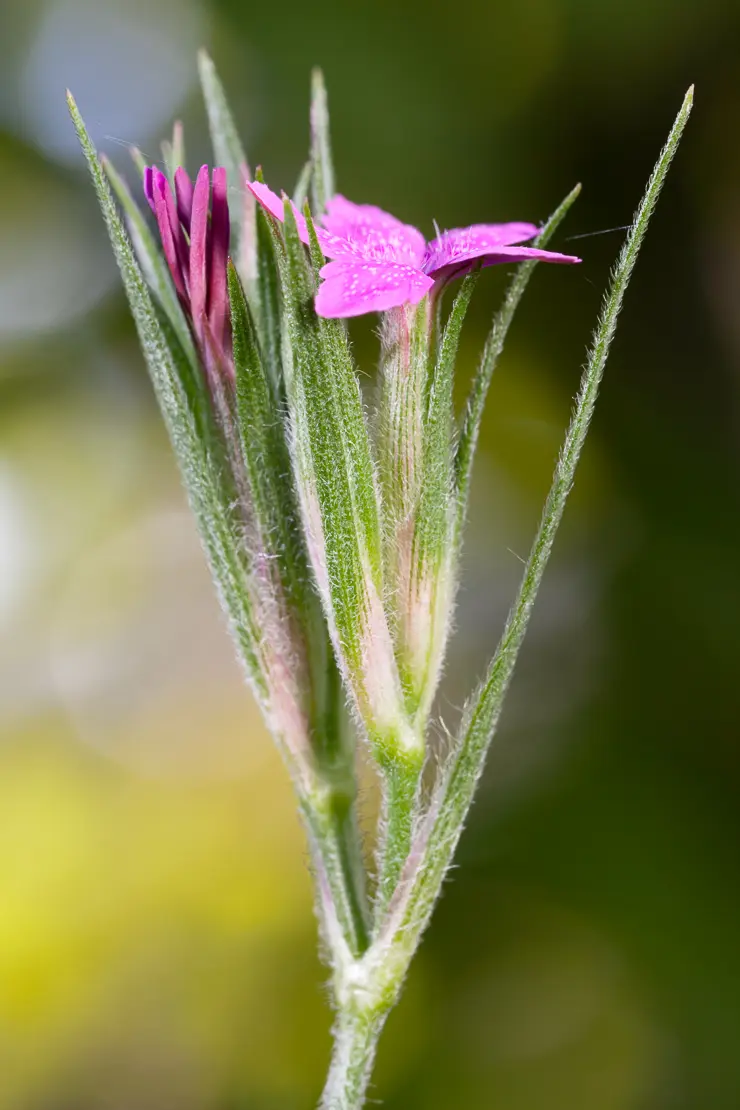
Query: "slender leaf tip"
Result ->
[[197, 47, 214, 73]]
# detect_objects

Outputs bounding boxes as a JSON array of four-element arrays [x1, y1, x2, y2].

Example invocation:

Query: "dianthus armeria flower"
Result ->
[[144, 164, 232, 376], [247, 180, 581, 318], [71, 58, 693, 1110]]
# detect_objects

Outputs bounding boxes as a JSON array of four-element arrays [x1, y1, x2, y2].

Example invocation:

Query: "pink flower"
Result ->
[[144, 164, 232, 374], [247, 181, 580, 319]]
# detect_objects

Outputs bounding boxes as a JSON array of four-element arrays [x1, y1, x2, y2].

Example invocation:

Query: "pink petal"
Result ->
[[480, 245, 582, 265], [189, 165, 210, 333], [246, 178, 358, 261], [143, 166, 156, 213], [151, 169, 188, 299], [423, 222, 541, 275], [174, 166, 194, 232], [208, 167, 231, 349], [314, 260, 433, 319], [322, 194, 426, 267], [247, 180, 309, 242]]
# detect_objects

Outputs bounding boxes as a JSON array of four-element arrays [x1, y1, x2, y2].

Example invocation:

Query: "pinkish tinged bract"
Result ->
[[144, 164, 232, 375], [247, 180, 581, 318]]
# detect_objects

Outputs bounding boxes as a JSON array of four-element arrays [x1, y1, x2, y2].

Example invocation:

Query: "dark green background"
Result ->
[[1, 0, 739, 1106]]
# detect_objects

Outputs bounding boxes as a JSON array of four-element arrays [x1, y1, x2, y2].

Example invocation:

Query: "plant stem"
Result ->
[[320, 1008, 386, 1110]]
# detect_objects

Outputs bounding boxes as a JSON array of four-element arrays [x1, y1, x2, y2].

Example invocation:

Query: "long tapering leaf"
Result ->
[[310, 68, 335, 215], [454, 183, 582, 543], [198, 51, 257, 305], [198, 49, 249, 196], [381, 86, 694, 952]]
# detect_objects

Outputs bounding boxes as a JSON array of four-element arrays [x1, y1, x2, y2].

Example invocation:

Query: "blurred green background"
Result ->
[[2, 0, 740, 1106]]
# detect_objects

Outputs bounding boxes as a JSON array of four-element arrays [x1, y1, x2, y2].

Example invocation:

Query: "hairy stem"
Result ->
[[320, 1008, 386, 1110]]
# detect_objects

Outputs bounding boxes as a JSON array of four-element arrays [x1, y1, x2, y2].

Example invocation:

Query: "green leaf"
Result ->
[[197, 50, 258, 306], [380, 86, 694, 952], [310, 68, 335, 215], [454, 182, 582, 544], [161, 120, 185, 184], [68, 92, 266, 705], [198, 49, 249, 194], [293, 159, 313, 211], [255, 203, 284, 392], [421, 273, 477, 560]]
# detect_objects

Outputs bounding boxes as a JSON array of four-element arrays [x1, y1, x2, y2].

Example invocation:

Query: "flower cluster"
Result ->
[[144, 164, 233, 375], [144, 164, 580, 338]]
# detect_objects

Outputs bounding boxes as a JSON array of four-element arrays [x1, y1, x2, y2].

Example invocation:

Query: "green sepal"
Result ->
[[392, 273, 478, 719], [376, 300, 432, 576]]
